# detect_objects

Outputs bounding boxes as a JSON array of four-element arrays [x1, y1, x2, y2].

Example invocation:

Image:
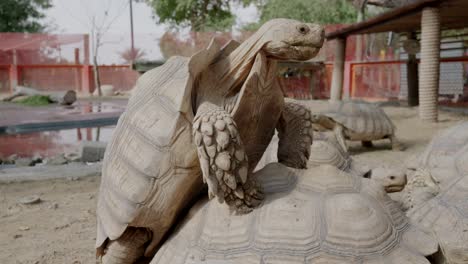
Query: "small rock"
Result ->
[[46, 153, 68, 165], [13, 234, 22, 239], [31, 154, 43, 165], [18, 195, 41, 205], [15, 157, 35, 167], [65, 152, 81, 162], [48, 203, 59, 209], [79, 141, 107, 162], [18, 226, 30, 231], [54, 223, 70, 230], [68, 176, 80, 181], [4, 154, 18, 164]]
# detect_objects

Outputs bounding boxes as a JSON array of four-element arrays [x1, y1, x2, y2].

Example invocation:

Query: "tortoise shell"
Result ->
[[256, 134, 350, 172], [406, 122, 468, 263], [320, 101, 395, 141], [152, 164, 437, 264], [416, 121, 468, 190], [96, 41, 222, 253]]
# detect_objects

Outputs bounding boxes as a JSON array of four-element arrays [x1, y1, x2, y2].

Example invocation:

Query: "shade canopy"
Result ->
[[326, 0, 468, 39]]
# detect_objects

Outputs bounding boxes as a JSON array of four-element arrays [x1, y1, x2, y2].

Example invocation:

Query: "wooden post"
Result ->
[[407, 32, 419, 106], [330, 38, 346, 101], [81, 34, 91, 94], [9, 49, 18, 93], [419, 7, 440, 122]]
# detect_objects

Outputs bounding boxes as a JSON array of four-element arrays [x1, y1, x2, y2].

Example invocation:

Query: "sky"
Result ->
[[45, 0, 259, 64]]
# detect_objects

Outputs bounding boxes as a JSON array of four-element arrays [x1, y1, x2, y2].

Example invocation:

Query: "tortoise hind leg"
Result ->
[[389, 134, 405, 151], [361, 140, 373, 148], [193, 102, 263, 214], [277, 102, 314, 169], [99, 227, 151, 264]]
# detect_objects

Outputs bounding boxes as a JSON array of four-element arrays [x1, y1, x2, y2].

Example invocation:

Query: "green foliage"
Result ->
[[248, 0, 357, 30], [0, 0, 52, 32], [146, 0, 356, 32], [146, 0, 249, 31], [16, 95, 51, 106]]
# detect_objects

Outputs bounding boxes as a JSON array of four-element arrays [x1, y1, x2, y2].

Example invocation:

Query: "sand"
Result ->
[[1, 101, 467, 264]]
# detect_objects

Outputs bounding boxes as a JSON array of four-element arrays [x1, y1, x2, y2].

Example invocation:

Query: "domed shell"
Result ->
[[151, 163, 437, 264], [322, 101, 395, 140], [407, 122, 468, 263], [416, 121, 468, 190], [256, 134, 350, 172], [96, 40, 223, 252]]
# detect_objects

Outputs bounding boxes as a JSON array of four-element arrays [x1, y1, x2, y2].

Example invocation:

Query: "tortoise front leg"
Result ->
[[98, 227, 151, 264], [277, 102, 314, 169], [333, 124, 348, 152], [193, 102, 263, 213]]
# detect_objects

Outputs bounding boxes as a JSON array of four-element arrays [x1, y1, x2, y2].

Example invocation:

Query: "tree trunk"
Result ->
[[93, 55, 102, 96], [3, 86, 77, 105]]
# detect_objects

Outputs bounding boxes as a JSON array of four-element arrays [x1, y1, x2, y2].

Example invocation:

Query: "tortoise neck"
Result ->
[[211, 27, 275, 95]]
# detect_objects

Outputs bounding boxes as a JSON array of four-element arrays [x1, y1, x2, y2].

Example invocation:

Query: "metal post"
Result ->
[[129, 0, 135, 66], [330, 38, 346, 101], [419, 7, 440, 122], [406, 32, 419, 106]]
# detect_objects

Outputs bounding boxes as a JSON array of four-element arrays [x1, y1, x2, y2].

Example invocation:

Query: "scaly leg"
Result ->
[[98, 227, 151, 264], [390, 134, 405, 151], [193, 102, 263, 213], [333, 124, 348, 152], [361, 140, 373, 148], [277, 102, 314, 169]]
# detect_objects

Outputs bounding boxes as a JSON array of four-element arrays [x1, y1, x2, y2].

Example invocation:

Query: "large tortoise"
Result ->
[[398, 122, 468, 263], [151, 161, 435, 264], [258, 131, 407, 192], [311, 100, 403, 151], [96, 19, 324, 263]]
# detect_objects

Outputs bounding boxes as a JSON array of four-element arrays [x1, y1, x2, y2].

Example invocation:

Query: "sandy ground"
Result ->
[[1, 100, 467, 264]]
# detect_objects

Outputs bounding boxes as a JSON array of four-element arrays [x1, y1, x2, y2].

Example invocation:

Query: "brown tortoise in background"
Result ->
[[311, 100, 403, 151], [96, 19, 324, 263]]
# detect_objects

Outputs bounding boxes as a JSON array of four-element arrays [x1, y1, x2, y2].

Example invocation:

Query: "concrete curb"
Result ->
[[0, 116, 120, 135], [0, 162, 102, 183]]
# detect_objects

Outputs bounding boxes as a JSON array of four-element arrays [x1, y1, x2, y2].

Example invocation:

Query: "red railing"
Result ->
[[347, 56, 468, 102], [0, 64, 139, 94]]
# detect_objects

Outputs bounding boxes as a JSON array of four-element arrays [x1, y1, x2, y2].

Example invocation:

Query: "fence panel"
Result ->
[[19, 65, 82, 92], [350, 61, 401, 100]]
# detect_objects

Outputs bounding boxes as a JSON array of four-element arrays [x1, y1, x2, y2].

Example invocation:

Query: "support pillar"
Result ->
[[407, 32, 419, 106], [81, 34, 91, 94], [419, 7, 440, 122], [330, 38, 346, 101]]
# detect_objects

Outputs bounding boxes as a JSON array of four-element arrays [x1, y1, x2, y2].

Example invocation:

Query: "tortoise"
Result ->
[[310, 100, 403, 151], [397, 122, 468, 263], [151, 162, 435, 264], [96, 19, 324, 263], [256, 131, 408, 194]]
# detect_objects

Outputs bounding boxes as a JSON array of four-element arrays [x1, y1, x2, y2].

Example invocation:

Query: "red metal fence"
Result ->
[[0, 64, 139, 94], [347, 57, 468, 104]]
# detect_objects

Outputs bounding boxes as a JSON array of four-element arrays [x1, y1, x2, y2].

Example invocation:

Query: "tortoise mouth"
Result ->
[[385, 185, 405, 193]]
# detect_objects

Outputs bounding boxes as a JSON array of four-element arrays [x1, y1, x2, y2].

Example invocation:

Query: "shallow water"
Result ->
[[0, 126, 115, 159]]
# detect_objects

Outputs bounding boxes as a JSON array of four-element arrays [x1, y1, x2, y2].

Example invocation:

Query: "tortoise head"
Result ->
[[363, 167, 407, 193], [259, 19, 324, 61]]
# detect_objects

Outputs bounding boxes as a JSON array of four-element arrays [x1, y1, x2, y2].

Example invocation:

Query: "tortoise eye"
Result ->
[[297, 24, 309, 34]]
